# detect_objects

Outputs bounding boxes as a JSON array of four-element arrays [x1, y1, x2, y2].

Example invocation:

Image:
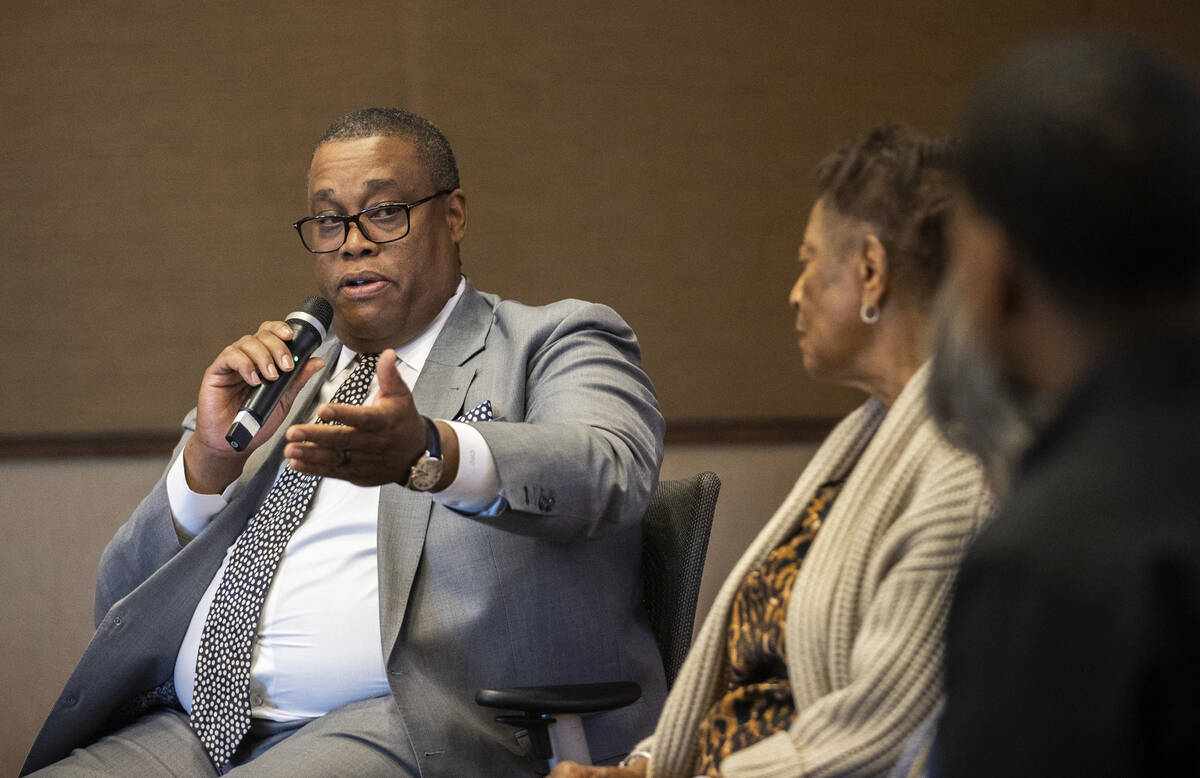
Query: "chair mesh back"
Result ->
[[640, 471, 720, 688]]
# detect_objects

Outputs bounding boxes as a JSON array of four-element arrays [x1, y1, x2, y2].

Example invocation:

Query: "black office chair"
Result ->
[[477, 471, 720, 771]]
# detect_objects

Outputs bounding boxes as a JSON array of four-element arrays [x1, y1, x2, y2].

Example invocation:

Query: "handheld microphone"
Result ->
[[225, 296, 334, 451]]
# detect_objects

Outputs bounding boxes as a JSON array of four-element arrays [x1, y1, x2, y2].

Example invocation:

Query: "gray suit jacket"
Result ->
[[23, 281, 667, 776]]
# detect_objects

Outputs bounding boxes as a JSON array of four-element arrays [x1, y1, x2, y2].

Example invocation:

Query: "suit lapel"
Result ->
[[378, 281, 495, 661], [412, 279, 493, 416]]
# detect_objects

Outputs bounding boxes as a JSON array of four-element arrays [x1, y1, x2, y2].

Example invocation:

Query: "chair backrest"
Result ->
[[640, 471, 720, 689]]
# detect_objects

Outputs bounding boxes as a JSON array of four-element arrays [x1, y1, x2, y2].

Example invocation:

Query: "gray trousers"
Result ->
[[28, 696, 419, 777]]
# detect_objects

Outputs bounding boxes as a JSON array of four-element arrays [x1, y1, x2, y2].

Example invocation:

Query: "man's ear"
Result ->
[[859, 233, 889, 309], [445, 188, 467, 244]]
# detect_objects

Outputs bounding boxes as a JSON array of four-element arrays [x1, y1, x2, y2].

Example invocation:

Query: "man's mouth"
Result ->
[[338, 272, 390, 298]]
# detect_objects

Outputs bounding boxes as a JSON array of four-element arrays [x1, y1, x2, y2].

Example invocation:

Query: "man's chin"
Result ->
[[928, 284, 1040, 495], [331, 318, 389, 352]]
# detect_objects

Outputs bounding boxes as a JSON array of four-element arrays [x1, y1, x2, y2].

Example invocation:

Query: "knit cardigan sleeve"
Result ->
[[723, 449, 991, 777]]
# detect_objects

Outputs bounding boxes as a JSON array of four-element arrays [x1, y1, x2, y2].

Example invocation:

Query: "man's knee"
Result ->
[[28, 709, 216, 778]]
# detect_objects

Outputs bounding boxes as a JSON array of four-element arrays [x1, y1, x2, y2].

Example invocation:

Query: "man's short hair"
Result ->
[[814, 124, 958, 305], [318, 107, 460, 192], [959, 36, 1200, 310]]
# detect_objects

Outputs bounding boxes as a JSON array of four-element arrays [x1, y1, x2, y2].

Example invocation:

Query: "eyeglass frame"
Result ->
[[292, 188, 455, 253]]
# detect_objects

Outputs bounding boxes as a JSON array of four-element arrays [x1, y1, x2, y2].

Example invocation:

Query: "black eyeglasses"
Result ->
[[292, 189, 454, 253]]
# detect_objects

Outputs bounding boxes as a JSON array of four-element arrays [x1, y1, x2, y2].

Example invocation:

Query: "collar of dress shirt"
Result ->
[[330, 275, 467, 377]]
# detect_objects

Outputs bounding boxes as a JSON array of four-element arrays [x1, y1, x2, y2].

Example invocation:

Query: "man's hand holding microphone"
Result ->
[[181, 296, 457, 495]]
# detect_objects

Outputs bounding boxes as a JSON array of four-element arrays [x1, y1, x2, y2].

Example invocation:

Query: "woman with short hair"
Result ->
[[555, 124, 992, 778]]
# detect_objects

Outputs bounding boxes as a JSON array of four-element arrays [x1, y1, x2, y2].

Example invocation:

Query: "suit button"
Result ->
[[62, 693, 78, 707], [112, 615, 123, 628]]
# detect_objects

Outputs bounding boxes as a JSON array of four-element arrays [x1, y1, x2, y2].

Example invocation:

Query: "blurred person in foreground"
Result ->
[[932, 36, 1200, 776], [555, 125, 993, 778]]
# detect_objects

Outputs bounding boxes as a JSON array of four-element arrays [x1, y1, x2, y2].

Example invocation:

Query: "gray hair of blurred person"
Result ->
[[926, 280, 1044, 495]]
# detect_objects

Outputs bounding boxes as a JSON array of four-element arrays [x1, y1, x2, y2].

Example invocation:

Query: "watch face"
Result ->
[[408, 456, 442, 491]]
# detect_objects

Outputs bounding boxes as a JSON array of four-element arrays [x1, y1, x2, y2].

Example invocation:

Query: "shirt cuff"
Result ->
[[166, 454, 237, 536], [430, 420, 501, 514]]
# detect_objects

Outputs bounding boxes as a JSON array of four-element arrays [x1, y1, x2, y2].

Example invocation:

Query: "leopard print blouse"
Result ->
[[695, 479, 845, 777]]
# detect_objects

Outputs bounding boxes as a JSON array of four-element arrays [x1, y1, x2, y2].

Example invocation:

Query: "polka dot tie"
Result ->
[[189, 352, 379, 772]]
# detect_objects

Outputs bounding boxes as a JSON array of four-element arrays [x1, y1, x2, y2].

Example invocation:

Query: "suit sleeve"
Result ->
[[472, 301, 665, 541], [93, 412, 197, 626]]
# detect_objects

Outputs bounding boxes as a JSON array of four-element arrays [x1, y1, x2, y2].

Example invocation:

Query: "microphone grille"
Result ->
[[300, 296, 334, 329]]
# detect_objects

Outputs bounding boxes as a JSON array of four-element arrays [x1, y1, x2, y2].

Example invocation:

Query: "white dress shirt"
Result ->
[[170, 277, 500, 721]]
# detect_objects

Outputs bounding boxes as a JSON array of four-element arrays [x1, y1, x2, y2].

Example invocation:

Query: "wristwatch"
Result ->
[[404, 416, 443, 491]]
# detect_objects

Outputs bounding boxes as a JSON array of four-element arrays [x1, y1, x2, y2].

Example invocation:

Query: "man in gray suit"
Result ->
[[24, 108, 666, 776]]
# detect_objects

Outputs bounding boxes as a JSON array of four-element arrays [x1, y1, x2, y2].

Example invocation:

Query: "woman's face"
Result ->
[[789, 199, 870, 383]]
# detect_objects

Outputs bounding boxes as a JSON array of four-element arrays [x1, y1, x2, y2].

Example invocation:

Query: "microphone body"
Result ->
[[225, 296, 334, 451]]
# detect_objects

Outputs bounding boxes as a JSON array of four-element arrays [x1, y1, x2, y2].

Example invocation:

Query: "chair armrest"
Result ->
[[476, 681, 642, 714], [477, 682, 643, 767]]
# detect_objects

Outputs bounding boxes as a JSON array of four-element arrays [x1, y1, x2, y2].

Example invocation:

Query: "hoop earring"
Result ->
[[860, 303, 880, 324]]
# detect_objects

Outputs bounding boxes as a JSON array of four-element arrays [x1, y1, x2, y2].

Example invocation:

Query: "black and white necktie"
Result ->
[[189, 352, 379, 771]]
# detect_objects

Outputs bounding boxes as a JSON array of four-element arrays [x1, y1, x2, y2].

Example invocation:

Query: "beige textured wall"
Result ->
[[1, 458, 166, 774], [5, 1, 1196, 438], [0, 444, 815, 774]]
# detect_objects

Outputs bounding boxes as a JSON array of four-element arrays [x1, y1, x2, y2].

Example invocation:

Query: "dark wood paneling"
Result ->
[[0, 417, 839, 460], [0, 432, 181, 460]]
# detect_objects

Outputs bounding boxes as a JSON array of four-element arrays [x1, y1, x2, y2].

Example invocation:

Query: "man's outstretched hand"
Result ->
[[283, 350, 457, 488]]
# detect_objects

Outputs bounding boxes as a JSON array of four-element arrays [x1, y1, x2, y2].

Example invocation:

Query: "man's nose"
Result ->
[[340, 221, 378, 257], [788, 277, 803, 309]]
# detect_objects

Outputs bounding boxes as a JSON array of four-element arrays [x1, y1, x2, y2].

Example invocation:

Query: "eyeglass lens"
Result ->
[[300, 204, 410, 252]]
